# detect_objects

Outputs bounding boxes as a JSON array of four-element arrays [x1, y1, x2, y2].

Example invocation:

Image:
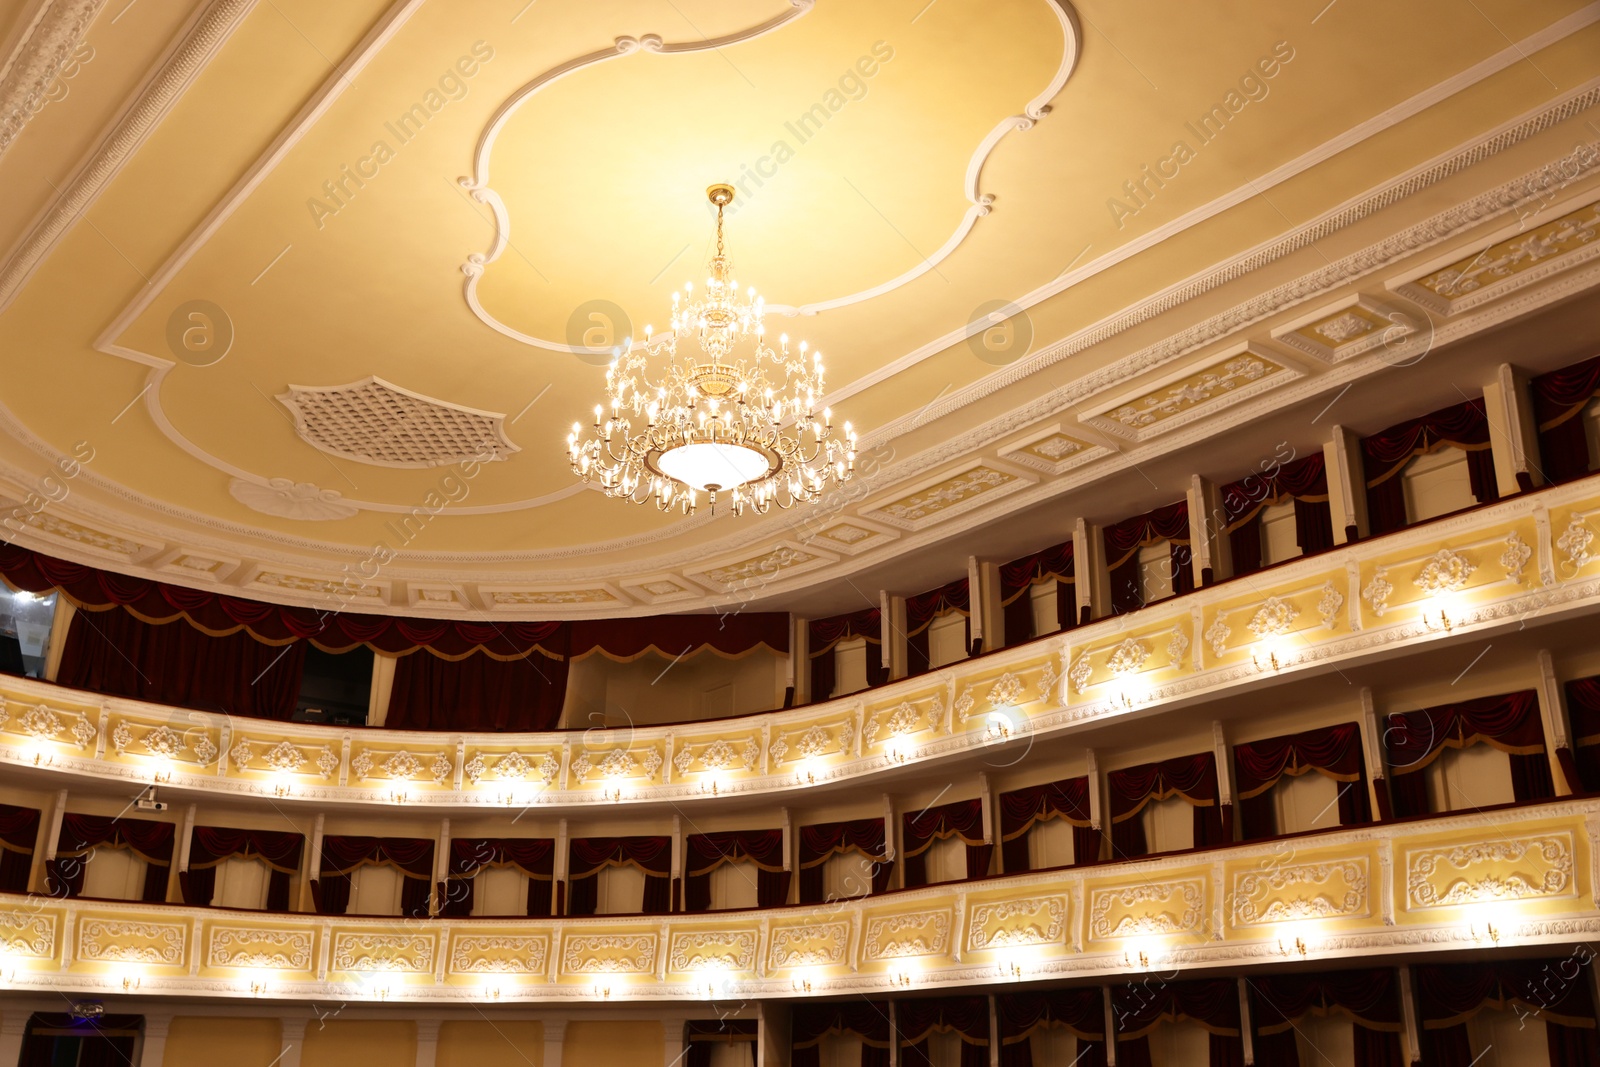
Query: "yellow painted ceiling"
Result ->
[[0, 0, 1597, 614]]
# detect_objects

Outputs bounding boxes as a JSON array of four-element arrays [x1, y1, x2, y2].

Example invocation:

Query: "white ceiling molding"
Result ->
[[0, 0, 107, 161], [0, 159, 1594, 615]]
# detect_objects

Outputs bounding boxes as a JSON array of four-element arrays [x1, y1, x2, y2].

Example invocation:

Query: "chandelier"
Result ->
[[568, 184, 856, 515]]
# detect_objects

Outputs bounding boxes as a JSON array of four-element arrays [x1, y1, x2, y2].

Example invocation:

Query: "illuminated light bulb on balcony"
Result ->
[[592, 982, 612, 999]]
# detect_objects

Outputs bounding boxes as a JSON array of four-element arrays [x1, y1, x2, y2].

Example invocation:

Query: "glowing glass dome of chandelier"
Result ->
[[568, 184, 857, 516]]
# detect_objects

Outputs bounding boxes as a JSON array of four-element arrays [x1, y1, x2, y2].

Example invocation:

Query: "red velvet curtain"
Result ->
[[566, 836, 670, 916], [1384, 690, 1552, 817], [792, 1002, 892, 1067], [181, 826, 303, 911], [0, 543, 567, 658], [1249, 969, 1404, 1067], [0, 803, 40, 893], [898, 996, 990, 1067], [1417, 958, 1600, 1065], [48, 814, 173, 901], [1233, 723, 1371, 839], [313, 836, 434, 917], [1108, 753, 1223, 858], [1104, 501, 1192, 615], [999, 777, 1098, 872], [58, 606, 306, 720], [1565, 676, 1600, 793], [385, 646, 569, 732], [906, 578, 971, 677], [1112, 978, 1242, 1067], [570, 612, 788, 662], [798, 818, 890, 902], [1532, 352, 1600, 485], [1221, 452, 1333, 575], [683, 829, 788, 912], [1361, 397, 1497, 536], [901, 799, 989, 887], [440, 838, 553, 917], [997, 988, 1107, 1067], [1000, 539, 1075, 646], [809, 608, 886, 703]]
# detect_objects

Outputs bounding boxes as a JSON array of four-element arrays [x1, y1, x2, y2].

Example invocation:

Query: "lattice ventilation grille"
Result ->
[[278, 377, 518, 468]]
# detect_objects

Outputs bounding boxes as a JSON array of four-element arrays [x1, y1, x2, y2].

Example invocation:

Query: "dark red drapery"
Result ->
[[1361, 398, 1497, 536], [48, 813, 173, 902], [898, 996, 990, 1067], [792, 1001, 892, 1067], [1104, 501, 1192, 614], [798, 818, 890, 902], [385, 645, 569, 732], [570, 613, 788, 662], [809, 607, 886, 703], [901, 799, 990, 887], [0, 803, 40, 894], [998, 777, 1099, 873], [1384, 689, 1552, 817], [1249, 969, 1404, 1067], [1417, 958, 1600, 1066], [1221, 452, 1334, 575], [566, 836, 670, 916], [683, 829, 788, 912], [1113, 977, 1242, 1067], [1108, 753, 1224, 858], [1565, 675, 1600, 793], [58, 606, 306, 720], [1532, 352, 1600, 485], [18, 1014, 143, 1067], [1233, 723, 1371, 839], [441, 837, 553, 917], [313, 836, 434, 917], [181, 825, 303, 911], [997, 988, 1107, 1067], [1000, 539, 1075, 645], [906, 578, 971, 677]]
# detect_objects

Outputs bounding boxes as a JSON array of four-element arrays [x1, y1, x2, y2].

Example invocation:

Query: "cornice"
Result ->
[[0, 0, 105, 161]]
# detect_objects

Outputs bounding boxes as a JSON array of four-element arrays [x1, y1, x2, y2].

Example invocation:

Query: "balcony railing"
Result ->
[[0, 795, 1594, 1003], [1, 474, 1597, 810]]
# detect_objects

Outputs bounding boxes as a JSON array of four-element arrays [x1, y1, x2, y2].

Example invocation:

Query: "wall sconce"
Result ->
[[601, 785, 624, 803], [387, 788, 409, 805], [592, 982, 612, 999], [121, 975, 141, 992], [150, 768, 172, 785], [1252, 649, 1282, 672], [1123, 950, 1149, 970], [249, 979, 270, 996], [999, 960, 1022, 981], [272, 781, 293, 798], [1471, 921, 1501, 945], [1423, 608, 1455, 633], [700, 777, 725, 796], [30, 749, 54, 768], [984, 715, 1013, 742], [889, 971, 913, 988], [1277, 936, 1308, 957], [0, 966, 18, 986], [486, 985, 502, 1000], [791, 978, 812, 994], [793, 769, 817, 786]]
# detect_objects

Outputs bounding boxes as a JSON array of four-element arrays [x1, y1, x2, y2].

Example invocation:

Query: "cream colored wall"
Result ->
[[437, 1020, 544, 1067], [563, 649, 785, 728], [563, 1020, 663, 1064], [303, 1020, 415, 1067], [164, 1017, 281, 1067]]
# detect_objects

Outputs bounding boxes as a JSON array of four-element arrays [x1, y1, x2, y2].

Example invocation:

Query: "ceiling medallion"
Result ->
[[568, 184, 856, 515]]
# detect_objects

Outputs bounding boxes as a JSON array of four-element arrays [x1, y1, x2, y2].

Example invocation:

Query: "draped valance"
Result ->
[[1362, 397, 1497, 536], [1108, 753, 1225, 858], [1220, 452, 1334, 574], [568, 836, 670, 879], [319, 835, 434, 879], [1566, 675, 1600, 792], [1249, 968, 1405, 1066], [181, 826, 303, 911], [1384, 690, 1545, 773], [49, 813, 174, 902], [0, 803, 39, 894], [902, 799, 990, 888], [1111, 977, 1240, 1041], [798, 818, 891, 902], [1416, 958, 1600, 1064], [997, 987, 1106, 1044], [792, 1001, 892, 1049], [898, 996, 990, 1067], [998, 777, 1098, 873], [1000, 539, 1075, 645], [809, 608, 881, 657], [1103, 500, 1190, 569], [1234, 722, 1371, 838], [906, 578, 970, 636], [683, 829, 790, 912], [441, 837, 554, 918]]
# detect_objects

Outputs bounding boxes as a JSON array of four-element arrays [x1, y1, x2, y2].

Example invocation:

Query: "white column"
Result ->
[[888, 595, 908, 680], [1102, 986, 1118, 1066], [781, 808, 794, 904], [978, 559, 1003, 653], [1187, 475, 1220, 586], [140, 1012, 173, 1067], [43, 595, 74, 681], [1325, 426, 1367, 543], [555, 818, 569, 915], [663, 1020, 685, 1067], [368, 653, 397, 727], [793, 617, 810, 705], [1085, 749, 1103, 862], [883, 793, 898, 888], [1486, 363, 1542, 493], [0, 1010, 29, 1067], [1357, 687, 1388, 820], [1080, 519, 1109, 621], [278, 1018, 307, 1067], [671, 815, 683, 912], [306, 812, 325, 912], [1536, 649, 1574, 794], [30, 788, 66, 892], [989, 995, 1001, 1067], [1212, 721, 1234, 842], [888, 1000, 899, 1067], [543, 1019, 567, 1067], [415, 1019, 440, 1067], [1238, 978, 1255, 1066], [1398, 965, 1422, 1064], [784, 613, 797, 707], [434, 819, 450, 916]]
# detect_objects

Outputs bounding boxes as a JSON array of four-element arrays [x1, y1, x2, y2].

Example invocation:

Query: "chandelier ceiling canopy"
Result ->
[[568, 184, 856, 516]]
